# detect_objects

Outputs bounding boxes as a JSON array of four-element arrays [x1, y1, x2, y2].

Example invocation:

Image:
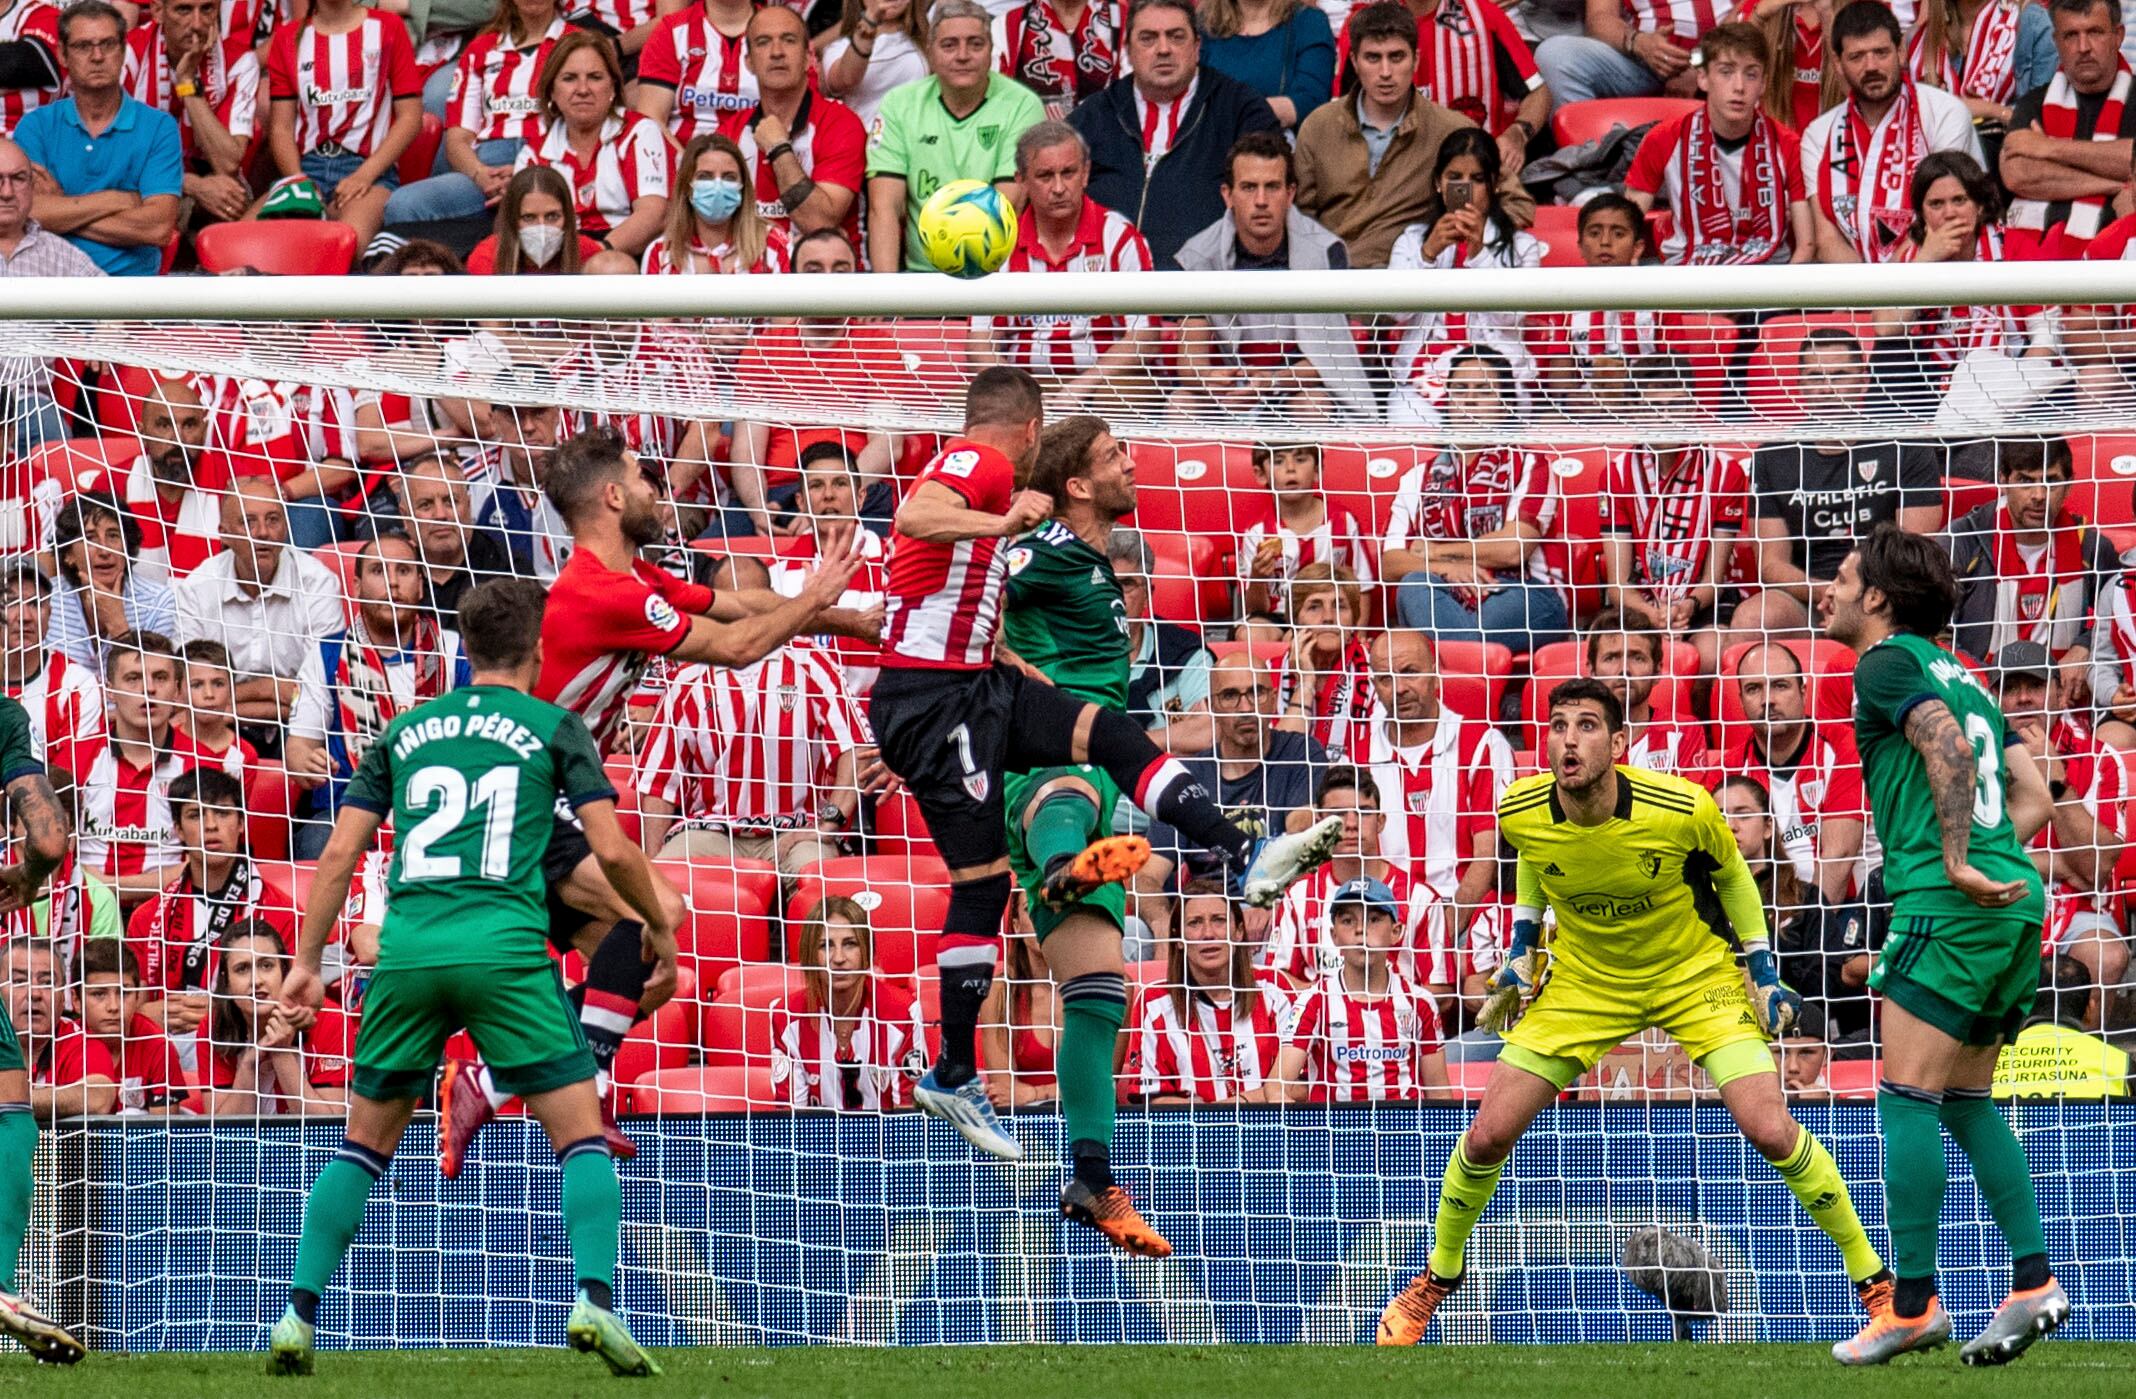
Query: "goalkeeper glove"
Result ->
[[1744, 944, 1802, 1037], [1476, 908, 1544, 1034]]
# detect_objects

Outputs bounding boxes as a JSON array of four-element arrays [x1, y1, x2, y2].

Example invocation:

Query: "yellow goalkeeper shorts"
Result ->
[[1499, 961, 1771, 1092]]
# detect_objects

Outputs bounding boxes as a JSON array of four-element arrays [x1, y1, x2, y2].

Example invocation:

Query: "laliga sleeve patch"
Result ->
[[1006, 545, 1033, 574], [645, 594, 681, 632], [937, 448, 982, 479]]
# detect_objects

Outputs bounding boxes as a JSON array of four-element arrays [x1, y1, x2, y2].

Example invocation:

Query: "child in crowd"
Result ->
[[1274, 877, 1449, 1102], [1238, 442, 1373, 619], [76, 939, 189, 1115]]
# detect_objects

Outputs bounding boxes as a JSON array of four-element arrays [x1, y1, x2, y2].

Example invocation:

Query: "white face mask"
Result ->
[[518, 221, 565, 267]]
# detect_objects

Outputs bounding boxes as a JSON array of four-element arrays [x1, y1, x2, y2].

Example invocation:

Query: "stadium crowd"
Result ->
[[2, 0, 2136, 1120]]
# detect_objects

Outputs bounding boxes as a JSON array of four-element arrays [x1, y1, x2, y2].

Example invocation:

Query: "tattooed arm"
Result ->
[[0, 771, 70, 913], [1902, 699, 2031, 909]]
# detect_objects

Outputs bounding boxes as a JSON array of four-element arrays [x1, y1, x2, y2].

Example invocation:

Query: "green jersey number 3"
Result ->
[[403, 765, 522, 881], [1963, 712, 2003, 829]]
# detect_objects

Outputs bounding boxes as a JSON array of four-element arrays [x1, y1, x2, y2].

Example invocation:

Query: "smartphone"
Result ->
[[1446, 179, 1474, 211]]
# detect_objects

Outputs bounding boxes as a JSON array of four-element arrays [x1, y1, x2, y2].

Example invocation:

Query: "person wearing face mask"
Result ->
[[467, 165, 601, 273], [642, 132, 789, 273], [513, 30, 674, 258]]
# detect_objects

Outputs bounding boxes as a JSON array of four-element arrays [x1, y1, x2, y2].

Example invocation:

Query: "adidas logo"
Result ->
[[1091, 566, 1107, 586], [1542, 862, 1565, 877]]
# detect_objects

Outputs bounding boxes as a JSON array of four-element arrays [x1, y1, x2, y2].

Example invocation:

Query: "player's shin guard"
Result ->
[[0, 1107, 34, 1291], [558, 1135, 621, 1307], [580, 920, 654, 1076], [1940, 1089, 2051, 1288], [1427, 1137, 1507, 1279], [1058, 972, 1128, 1191], [1082, 709, 1255, 867], [936, 872, 1014, 1085], [1769, 1124, 1884, 1284], [290, 1139, 390, 1316], [1877, 1082, 1950, 1316]]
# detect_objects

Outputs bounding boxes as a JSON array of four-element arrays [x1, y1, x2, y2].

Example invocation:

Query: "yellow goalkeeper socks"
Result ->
[[1770, 1125, 1885, 1284], [1427, 1137, 1506, 1279]]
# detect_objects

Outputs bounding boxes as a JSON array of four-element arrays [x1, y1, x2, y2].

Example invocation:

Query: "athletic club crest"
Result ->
[[963, 771, 991, 802]]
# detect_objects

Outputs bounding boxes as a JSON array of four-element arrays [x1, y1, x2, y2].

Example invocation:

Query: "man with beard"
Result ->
[[122, 375, 227, 585], [1376, 677, 1890, 1348], [1801, 1, 1981, 264], [438, 425, 860, 1174], [1946, 437, 2116, 679], [1583, 609, 1709, 779], [285, 532, 473, 832], [1719, 639, 1870, 903]]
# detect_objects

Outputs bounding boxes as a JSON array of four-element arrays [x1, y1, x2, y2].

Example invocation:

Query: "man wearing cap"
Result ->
[[1272, 874, 1449, 1104], [1997, 640, 2131, 1001], [0, 558, 102, 775]]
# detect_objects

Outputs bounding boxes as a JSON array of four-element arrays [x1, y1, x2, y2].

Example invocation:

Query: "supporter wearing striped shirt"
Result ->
[[1262, 766, 1431, 989], [1128, 879, 1294, 1104], [969, 121, 1154, 399], [0, 558, 103, 776], [1584, 613, 1712, 782], [641, 131, 791, 274], [381, 0, 571, 231], [0, 0, 62, 137], [635, 0, 756, 145], [711, 5, 867, 250], [769, 897, 927, 1112], [263, 0, 422, 249], [1271, 876, 1449, 1102], [514, 29, 673, 257], [122, 0, 259, 226], [1238, 442, 1373, 620], [636, 556, 866, 884], [75, 630, 208, 902]]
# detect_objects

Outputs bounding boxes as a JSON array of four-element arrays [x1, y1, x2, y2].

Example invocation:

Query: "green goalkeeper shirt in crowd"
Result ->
[[1002, 520, 1130, 708], [342, 685, 613, 970], [1851, 631, 2045, 922]]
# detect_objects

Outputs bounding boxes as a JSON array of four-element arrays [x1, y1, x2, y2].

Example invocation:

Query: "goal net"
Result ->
[[0, 265, 2131, 1352]]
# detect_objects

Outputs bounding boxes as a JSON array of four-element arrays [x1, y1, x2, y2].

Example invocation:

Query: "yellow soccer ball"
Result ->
[[916, 179, 1019, 278]]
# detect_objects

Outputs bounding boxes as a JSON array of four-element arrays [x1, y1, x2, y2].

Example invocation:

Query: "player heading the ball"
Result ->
[[1377, 677, 1889, 1348], [1822, 524, 2069, 1367], [869, 366, 1342, 1162]]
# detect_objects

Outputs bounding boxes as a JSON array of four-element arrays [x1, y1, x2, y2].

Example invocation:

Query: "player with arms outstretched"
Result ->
[[1000, 415, 1171, 1254], [270, 579, 672, 1378], [870, 367, 1340, 1161], [1378, 677, 1888, 1346], [439, 426, 864, 1174], [1822, 524, 2066, 1367], [0, 695, 80, 1364]]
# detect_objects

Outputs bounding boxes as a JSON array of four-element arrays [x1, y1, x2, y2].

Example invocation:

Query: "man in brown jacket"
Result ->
[[1293, 1, 1535, 269]]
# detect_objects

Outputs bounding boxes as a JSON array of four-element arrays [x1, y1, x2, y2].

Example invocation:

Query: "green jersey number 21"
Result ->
[[1963, 712, 2003, 828], [403, 765, 522, 880]]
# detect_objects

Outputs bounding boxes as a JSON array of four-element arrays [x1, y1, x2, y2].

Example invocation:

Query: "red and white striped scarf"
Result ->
[[1676, 107, 1790, 264], [1907, 0, 2021, 105], [335, 613, 447, 770], [1991, 509, 2091, 653], [2013, 64, 2133, 244], [1904, 226, 2026, 370], [1818, 80, 1927, 262]]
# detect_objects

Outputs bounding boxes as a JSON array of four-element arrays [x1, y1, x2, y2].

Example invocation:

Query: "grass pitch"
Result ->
[[14, 1343, 2132, 1399]]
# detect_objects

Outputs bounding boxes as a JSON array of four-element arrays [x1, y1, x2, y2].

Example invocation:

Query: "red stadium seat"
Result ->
[[611, 986, 700, 1086], [311, 540, 368, 606], [2066, 434, 2136, 529], [1824, 1058, 1879, 1100], [714, 963, 806, 1007], [1663, 313, 1742, 408], [651, 860, 773, 988], [1142, 528, 1229, 624], [398, 112, 444, 186], [1540, 446, 1610, 619], [95, 363, 163, 438], [686, 534, 779, 560], [23, 435, 133, 502], [196, 220, 359, 276], [1124, 440, 1262, 538], [243, 761, 295, 862], [1433, 640, 1514, 723], [869, 789, 941, 866], [624, 1065, 777, 1113], [1319, 443, 1424, 542], [1450, 1060, 1495, 1099], [1945, 473, 2000, 522], [1527, 204, 1588, 267], [1742, 312, 1875, 422], [1549, 96, 1699, 148], [786, 855, 950, 976]]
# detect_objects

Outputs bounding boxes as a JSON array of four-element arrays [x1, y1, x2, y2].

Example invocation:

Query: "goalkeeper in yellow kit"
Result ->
[[1378, 677, 1890, 1345]]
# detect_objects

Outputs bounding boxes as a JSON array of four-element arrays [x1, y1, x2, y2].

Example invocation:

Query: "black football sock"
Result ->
[[935, 873, 1013, 1087], [580, 920, 653, 1076]]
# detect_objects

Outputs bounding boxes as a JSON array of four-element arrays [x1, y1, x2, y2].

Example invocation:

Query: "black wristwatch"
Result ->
[[817, 801, 849, 830]]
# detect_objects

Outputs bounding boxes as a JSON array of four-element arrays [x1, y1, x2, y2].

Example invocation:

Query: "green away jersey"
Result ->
[[0, 695, 41, 789], [1003, 520, 1130, 708], [863, 73, 1045, 270], [1851, 632, 2045, 921], [343, 684, 613, 969]]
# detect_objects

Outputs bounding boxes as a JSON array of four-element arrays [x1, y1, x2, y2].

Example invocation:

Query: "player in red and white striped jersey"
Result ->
[[0, 0, 61, 137], [1585, 613, 1710, 781], [515, 32, 673, 254], [1263, 766, 1432, 987], [769, 896, 928, 1111], [710, 6, 867, 251], [123, 0, 260, 224], [1238, 443, 1374, 618], [75, 633, 210, 899], [1715, 641, 1869, 902], [969, 120, 1153, 391], [1128, 880, 1294, 1103], [0, 560, 102, 775], [1272, 877, 1449, 1103], [635, 0, 756, 146], [263, 0, 423, 248]]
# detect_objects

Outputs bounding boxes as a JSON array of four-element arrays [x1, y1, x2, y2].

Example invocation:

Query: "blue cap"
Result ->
[[1331, 876, 1400, 921]]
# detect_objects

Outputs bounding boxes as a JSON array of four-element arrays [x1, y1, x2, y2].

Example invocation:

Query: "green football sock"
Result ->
[[1027, 792, 1101, 876], [1940, 1090, 2049, 1266], [291, 1143, 387, 1302], [1768, 1124, 1885, 1283], [1876, 1087, 1950, 1288], [1058, 975, 1128, 1188], [1427, 1137, 1507, 1279], [0, 1108, 36, 1291], [560, 1138, 621, 1296]]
